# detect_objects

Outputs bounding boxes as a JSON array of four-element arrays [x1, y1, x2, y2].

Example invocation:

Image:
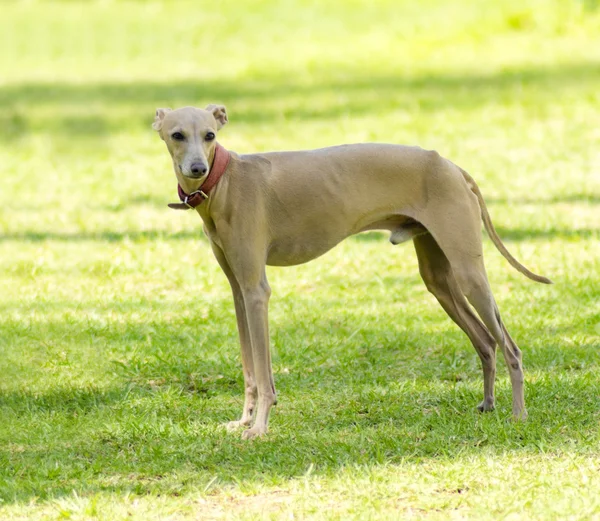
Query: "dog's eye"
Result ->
[[171, 132, 185, 141], [205, 132, 215, 141]]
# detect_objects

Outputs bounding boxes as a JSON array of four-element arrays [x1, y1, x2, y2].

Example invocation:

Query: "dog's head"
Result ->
[[152, 105, 228, 185]]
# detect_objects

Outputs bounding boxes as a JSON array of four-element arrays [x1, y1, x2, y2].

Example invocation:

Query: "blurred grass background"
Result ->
[[0, 1, 599, 519]]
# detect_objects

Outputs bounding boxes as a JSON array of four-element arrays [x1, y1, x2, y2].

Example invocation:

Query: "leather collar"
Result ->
[[168, 143, 230, 210]]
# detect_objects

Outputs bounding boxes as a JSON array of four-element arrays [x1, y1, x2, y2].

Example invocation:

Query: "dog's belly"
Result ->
[[265, 215, 421, 266], [266, 236, 344, 266]]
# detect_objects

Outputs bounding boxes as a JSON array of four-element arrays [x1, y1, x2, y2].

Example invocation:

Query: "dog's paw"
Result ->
[[511, 408, 528, 422], [476, 399, 495, 413], [225, 419, 251, 431], [241, 426, 267, 440]]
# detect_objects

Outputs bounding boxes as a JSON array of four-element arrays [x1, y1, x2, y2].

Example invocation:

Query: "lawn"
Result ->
[[1, 0, 599, 519]]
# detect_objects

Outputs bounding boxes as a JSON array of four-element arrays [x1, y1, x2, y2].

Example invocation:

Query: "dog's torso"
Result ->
[[203, 143, 467, 266]]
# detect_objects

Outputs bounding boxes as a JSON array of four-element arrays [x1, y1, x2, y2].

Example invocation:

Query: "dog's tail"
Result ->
[[459, 167, 552, 284]]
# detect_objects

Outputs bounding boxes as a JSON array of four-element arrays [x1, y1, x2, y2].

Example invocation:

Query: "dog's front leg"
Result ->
[[210, 243, 257, 429], [239, 274, 276, 440], [229, 290, 258, 429]]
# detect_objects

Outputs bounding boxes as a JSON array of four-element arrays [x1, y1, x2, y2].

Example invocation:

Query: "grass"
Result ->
[[1, 0, 599, 519]]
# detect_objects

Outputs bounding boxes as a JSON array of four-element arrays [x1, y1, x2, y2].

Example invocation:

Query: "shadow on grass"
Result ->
[[0, 225, 596, 244], [350, 228, 599, 243], [0, 229, 203, 243], [488, 194, 600, 205], [493, 226, 599, 241], [1, 61, 600, 139]]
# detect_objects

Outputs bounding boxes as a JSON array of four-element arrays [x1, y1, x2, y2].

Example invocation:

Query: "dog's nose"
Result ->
[[190, 163, 208, 176]]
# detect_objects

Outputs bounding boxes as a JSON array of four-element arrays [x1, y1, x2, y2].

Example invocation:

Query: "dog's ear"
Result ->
[[152, 108, 172, 132], [206, 104, 228, 130]]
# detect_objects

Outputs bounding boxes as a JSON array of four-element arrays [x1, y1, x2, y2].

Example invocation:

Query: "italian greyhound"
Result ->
[[153, 105, 551, 439]]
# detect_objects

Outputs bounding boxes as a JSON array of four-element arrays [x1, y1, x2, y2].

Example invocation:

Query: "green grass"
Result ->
[[1, 0, 600, 519]]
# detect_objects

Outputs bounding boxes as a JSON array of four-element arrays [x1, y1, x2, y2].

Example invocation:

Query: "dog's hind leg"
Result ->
[[414, 233, 497, 412], [453, 261, 527, 420], [422, 199, 527, 420]]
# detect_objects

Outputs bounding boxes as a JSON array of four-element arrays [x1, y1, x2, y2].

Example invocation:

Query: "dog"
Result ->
[[153, 104, 551, 439]]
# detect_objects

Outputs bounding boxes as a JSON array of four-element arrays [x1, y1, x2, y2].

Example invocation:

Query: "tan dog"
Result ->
[[153, 105, 551, 439]]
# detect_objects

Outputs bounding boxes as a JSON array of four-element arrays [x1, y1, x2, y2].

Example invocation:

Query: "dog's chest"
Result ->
[[202, 222, 223, 249]]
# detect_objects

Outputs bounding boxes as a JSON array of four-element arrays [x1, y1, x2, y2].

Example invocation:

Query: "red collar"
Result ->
[[168, 143, 231, 210]]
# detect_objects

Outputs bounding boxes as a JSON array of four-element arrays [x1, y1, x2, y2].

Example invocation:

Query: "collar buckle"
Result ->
[[184, 189, 208, 208]]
